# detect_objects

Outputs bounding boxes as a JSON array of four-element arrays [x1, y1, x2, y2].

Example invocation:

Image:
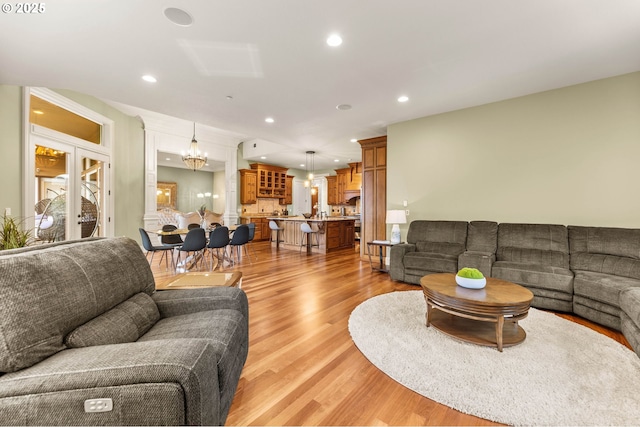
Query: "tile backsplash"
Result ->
[[242, 198, 282, 215]]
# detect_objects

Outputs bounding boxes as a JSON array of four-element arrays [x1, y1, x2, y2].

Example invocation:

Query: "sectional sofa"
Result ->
[[390, 220, 640, 357], [0, 237, 248, 425]]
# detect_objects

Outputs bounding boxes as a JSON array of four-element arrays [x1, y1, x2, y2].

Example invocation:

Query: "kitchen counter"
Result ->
[[266, 217, 356, 253]]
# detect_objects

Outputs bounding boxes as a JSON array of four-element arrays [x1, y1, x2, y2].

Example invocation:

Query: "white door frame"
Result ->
[[23, 87, 114, 239]]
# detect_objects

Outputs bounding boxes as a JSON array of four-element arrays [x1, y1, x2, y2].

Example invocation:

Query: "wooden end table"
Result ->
[[420, 273, 533, 351], [156, 271, 242, 290]]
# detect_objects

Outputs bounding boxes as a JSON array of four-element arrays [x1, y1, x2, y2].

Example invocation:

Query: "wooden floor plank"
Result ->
[[151, 240, 630, 426]]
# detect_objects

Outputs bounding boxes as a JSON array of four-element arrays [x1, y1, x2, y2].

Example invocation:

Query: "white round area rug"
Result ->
[[348, 290, 640, 426]]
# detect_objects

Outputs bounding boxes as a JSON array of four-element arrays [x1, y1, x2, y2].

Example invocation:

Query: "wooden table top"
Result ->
[[156, 271, 242, 290], [420, 273, 533, 317]]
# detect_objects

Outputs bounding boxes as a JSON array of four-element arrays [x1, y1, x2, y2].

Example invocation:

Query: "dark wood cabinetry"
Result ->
[[240, 164, 292, 205], [326, 176, 338, 205], [326, 220, 355, 250], [240, 217, 271, 241], [360, 136, 387, 255], [240, 169, 257, 204], [329, 162, 362, 205]]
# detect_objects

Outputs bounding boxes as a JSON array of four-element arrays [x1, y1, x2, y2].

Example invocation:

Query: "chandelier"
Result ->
[[304, 150, 315, 187], [182, 123, 207, 171]]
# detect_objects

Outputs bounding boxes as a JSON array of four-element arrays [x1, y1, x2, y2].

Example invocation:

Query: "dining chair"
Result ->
[[207, 226, 231, 270], [187, 223, 201, 230], [161, 224, 183, 247], [176, 227, 207, 271], [139, 228, 175, 271], [246, 222, 258, 260], [229, 224, 250, 265], [300, 222, 319, 253]]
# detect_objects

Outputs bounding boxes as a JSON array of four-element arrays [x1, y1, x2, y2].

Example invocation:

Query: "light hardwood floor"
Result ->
[[152, 241, 631, 426]]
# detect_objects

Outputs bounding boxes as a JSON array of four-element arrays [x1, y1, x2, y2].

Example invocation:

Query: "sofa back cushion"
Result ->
[[407, 220, 468, 247], [466, 221, 498, 254], [65, 292, 160, 348], [0, 237, 156, 372], [569, 226, 640, 280], [416, 241, 465, 257], [497, 223, 569, 268]]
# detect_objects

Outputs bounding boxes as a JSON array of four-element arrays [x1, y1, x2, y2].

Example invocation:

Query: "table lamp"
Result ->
[[386, 210, 407, 244]]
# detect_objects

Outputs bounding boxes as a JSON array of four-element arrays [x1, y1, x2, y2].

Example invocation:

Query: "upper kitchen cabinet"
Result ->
[[240, 169, 258, 204], [335, 162, 362, 204], [240, 163, 293, 205]]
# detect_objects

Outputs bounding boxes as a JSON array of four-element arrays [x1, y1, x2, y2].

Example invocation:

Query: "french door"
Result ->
[[30, 133, 111, 242]]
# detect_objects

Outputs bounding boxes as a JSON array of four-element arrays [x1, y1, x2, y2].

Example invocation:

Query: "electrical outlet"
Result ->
[[4, 208, 10, 216], [405, 209, 410, 216], [84, 398, 113, 413]]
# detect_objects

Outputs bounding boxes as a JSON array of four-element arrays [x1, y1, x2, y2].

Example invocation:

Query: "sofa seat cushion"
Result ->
[[404, 251, 459, 274], [492, 261, 574, 294], [138, 309, 248, 412], [620, 288, 640, 327], [65, 293, 160, 348], [573, 270, 640, 308]]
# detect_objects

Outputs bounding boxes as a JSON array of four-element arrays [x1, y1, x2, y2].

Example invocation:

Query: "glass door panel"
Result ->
[[34, 144, 69, 242], [79, 151, 105, 238]]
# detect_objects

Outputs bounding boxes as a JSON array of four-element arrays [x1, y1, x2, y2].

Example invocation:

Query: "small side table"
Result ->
[[366, 241, 401, 273]]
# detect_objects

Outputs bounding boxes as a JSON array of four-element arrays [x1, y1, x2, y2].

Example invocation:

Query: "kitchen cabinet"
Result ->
[[280, 175, 293, 205], [240, 216, 271, 241], [360, 136, 387, 257], [240, 169, 257, 204], [326, 176, 338, 205], [250, 163, 288, 198], [326, 220, 355, 250], [334, 162, 362, 204]]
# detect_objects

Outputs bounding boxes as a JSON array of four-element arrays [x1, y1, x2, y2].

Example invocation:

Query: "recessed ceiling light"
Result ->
[[265, 117, 275, 123], [334, 159, 339, 162], [398, 95, 409, 103], [350, 138, 357, 143], [300, 163, 305, 168], [226, 95, 233, 100], [164, 7, 193, 26], [165, 157, 171, 161], [327, 34, 343, 47], [261, 156, 267, 160], [142, 75, 157, 83], [336, 104, 352, 111]]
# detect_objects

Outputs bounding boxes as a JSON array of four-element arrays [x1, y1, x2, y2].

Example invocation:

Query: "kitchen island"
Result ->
[[267, 216, 355, 253]]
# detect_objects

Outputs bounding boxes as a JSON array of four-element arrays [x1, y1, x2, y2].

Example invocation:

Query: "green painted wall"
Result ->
[[388, 72, 640, 233], [53, 89, 145, 242], [0, 86, 24, 218], [0, 86, 145, 242], [157, 166, 214, 213]]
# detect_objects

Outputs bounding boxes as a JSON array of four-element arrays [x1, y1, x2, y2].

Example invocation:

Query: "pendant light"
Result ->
[[182, 123, 207, 171]]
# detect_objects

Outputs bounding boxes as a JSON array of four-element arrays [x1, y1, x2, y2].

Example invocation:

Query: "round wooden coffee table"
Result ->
[[420, 273, 534, 351]]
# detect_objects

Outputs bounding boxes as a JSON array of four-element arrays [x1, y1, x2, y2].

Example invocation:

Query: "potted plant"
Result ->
[[0, 214, 32, 250]]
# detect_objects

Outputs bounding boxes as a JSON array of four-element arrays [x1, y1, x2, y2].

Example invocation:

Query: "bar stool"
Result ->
[[269, 220, 284, 248], [299, 222, 318, 253]]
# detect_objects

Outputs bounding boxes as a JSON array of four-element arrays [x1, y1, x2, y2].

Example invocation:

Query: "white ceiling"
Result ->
[[2, 0, 640, 171]]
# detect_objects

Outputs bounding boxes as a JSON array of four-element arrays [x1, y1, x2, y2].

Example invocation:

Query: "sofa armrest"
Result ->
[[0, 340, 221, 425], [458, 251, 495, 278], [152, 286, 248, 320], [390, 243, 416, 282]]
